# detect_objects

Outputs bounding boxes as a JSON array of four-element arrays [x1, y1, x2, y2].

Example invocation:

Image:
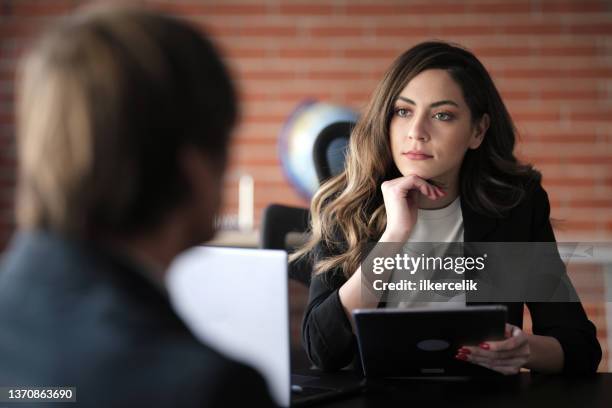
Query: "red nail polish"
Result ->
[[455, 354, 468, 361], [479, 342, 490, 350], [458, 347, 471, 355]]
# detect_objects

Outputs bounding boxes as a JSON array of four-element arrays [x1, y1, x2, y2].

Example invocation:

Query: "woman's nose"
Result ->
[[407, 115, 430, 142]]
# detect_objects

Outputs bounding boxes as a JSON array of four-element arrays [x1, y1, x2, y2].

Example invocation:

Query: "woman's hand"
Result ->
[[456, 324, 530, 375], [380, 175, 445, 241]]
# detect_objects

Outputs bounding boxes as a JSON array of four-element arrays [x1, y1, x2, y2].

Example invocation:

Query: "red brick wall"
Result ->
[[3, 0, 610, 239], [1, 0, 611, 371]]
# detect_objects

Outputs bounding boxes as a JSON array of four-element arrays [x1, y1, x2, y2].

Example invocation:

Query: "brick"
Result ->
[[568, 199, 612, 209], [472, 46, 533, 57], [238, 119, 286, 131], [503, 24, 565, 35], [278, 3, 335, 15], [553, 220, 602, 231], [538, 45, 600, 57], [540, 89, 602, 100], [343, 48, 398, 59], [570, 23, 612, 35], [211, 25, 298, 37], [543, 177, 597, 187], [228, 155, 281, 167], [499, 90, 533, 100], [532, 134, 599, 144], [310, 26, 364, 37], [541, 1, 607, 13], [374, 26, 431, 37], [9, 0, 75, 17], [528, 155, 612, 165], [307, 70, 364, 80], [146, 1, 267, 16], [240, 70, 296, 81], [225, 47, 269, 59], [276, 91, 336, 101], [345, 3, 466, 16], [501, 68, 609, 79], [512, 111, 562, 121], [437, 25, 500, 36], [278, 48, 335, 59], [466, 2, 533, 14], [231, 137, 277, 147], [569, 111, 612, 121]]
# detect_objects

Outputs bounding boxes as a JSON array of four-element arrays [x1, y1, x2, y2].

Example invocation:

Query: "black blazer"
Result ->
[[0, 231, 276, 407], [302, 183, 602, 374]]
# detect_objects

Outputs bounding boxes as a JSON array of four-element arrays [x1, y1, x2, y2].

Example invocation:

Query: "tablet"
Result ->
[[353, 305, 507, 378]]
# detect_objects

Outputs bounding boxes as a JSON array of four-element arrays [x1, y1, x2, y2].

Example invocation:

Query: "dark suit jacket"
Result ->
[[302, 183, 602, 374], [0, 230, 276, 407]]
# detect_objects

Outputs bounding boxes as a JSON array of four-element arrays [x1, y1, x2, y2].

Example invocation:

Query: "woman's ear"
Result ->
[[469, 113, 490, 149]]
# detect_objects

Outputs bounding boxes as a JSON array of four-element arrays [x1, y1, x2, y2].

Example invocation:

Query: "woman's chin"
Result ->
[[398, 168, 436, 180]]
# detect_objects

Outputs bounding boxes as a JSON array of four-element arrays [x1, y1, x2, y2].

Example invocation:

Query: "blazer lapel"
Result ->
[[461, 200, 502, 306]]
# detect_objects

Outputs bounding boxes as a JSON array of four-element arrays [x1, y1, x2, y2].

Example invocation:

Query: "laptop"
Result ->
[[166, 246, 364, 407], [353, 306, 507, 378]]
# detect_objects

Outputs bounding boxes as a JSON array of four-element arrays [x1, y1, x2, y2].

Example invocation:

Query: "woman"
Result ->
[[293, 41, 601, 375]]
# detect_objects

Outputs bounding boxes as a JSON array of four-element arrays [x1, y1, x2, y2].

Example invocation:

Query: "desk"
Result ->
[[207, 229, 260, 248], [207, 229, 308, 249], [311, 372, 612, 408]]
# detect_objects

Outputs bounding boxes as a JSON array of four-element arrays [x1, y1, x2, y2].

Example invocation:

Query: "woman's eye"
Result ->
[[395, 108, 410, 117], [434, 112, 453, 121]]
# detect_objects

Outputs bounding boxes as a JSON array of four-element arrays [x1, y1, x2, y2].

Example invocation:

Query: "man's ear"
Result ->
[[180, 147, 210, 193], [469, 113, 490, 150], [178, 146, 222, 211], [178, 146, 225, 243]]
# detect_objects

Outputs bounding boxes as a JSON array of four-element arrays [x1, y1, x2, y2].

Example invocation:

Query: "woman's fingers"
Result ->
[[485, 336, 528, 353], [389, 175, 445, 199], [380, 175, 447, 239], [459, 345, 524, 360], [423, 183, 434, 199], [460, 325, 527, 355], [462, 349, 529, 367], [456, 325, 530, 375]]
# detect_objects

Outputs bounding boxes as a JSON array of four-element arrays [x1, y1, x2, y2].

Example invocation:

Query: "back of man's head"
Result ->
[[15, 6, 237, 241]]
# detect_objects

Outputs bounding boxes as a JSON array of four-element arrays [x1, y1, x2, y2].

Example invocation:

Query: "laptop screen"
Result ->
[[166, 246, 290, 406]]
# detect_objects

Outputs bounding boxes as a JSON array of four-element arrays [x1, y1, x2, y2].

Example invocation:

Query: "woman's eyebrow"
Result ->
[[396, 96, 459, 108]]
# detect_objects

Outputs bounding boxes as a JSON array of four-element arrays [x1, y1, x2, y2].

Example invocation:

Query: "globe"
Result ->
[[278, 100, 358, 199]]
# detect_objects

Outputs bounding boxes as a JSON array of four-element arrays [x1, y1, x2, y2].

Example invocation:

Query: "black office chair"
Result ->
[[261, 120, 355, 286], [260, 204, 312, 285], [313, 121, 354, 184]]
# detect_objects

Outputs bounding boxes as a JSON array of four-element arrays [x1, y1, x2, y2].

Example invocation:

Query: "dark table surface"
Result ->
[[304, 371, 612, 408]]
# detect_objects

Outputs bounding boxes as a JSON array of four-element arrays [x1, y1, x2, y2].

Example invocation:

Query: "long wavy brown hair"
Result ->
[[291, 41, 540, 279]]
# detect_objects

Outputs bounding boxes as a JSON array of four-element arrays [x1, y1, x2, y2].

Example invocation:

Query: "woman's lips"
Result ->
[[402, 152, 433, 160]]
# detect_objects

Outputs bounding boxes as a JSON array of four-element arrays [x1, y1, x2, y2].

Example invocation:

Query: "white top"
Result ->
[[408, 195, 464, 243], [387, 195, 466, 308]]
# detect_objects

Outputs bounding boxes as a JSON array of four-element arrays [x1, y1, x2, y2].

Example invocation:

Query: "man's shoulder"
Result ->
[[156, 340, 276, 407]]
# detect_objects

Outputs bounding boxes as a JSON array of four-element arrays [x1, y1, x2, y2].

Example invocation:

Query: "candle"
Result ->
[[238, 174, 254, 231]]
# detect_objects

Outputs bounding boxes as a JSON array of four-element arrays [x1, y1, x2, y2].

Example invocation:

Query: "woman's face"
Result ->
[[389, 69, 488, 188]]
